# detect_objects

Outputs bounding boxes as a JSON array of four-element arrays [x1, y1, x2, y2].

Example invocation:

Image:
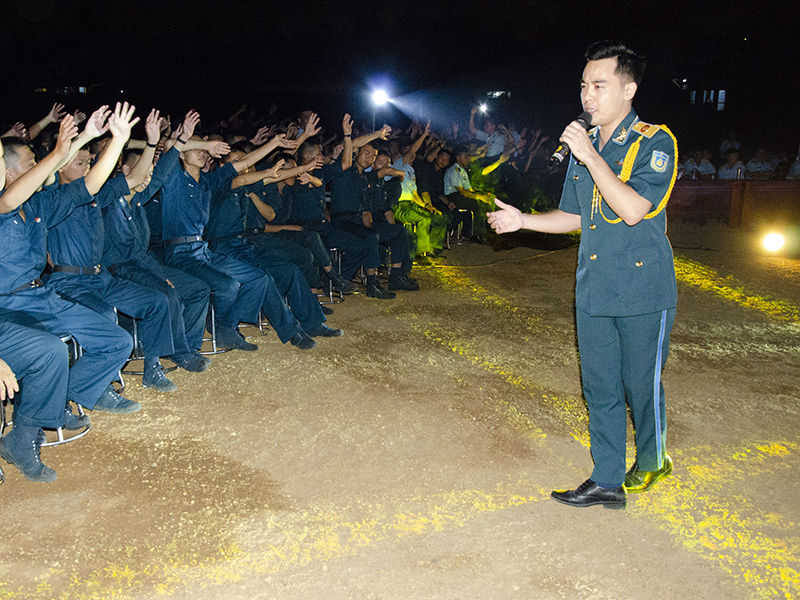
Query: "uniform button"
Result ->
[[589, 224, 596, 230], [573, 175, 579, 180], [635, 261, 643, 267], [590, 254, 597, 260]]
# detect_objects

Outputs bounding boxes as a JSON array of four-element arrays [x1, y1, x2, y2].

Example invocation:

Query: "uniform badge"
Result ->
[[650, 151, 669, 173], [613, 127, 627, 143], [34, 217, 41, 223]]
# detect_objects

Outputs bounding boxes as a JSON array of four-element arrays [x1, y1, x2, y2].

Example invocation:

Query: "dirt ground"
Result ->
[[1, 221, 798, 600]]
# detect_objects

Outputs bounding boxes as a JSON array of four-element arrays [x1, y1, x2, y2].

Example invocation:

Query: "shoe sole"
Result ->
[[91, 402, 142, 414], [625, 458, 673, 493], [142, 383, 178, 392], [550, 495, 627, 510]]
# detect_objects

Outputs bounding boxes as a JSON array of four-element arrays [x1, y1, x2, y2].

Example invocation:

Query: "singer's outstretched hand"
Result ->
[[487, 199, 523, 234], [559, 120, 596, 165]]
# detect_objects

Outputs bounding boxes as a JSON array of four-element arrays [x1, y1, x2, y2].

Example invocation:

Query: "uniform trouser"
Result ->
[[210, 240, 304, 343], [446, 193, 490, 238], [392, 201, 448, 254], [110, 263, 210, 354], [576, 307, 675, 486], [0, 318, 69, 429], [248, 233, 321, 289], [49, 271, 174, 363], [0, 290, 132, 410], [274, 229, 333, 288], [371, 221, 413, 272], [165, 241, 264, 334], [306, 221, 370, 282], [330, 218, 381, 273]]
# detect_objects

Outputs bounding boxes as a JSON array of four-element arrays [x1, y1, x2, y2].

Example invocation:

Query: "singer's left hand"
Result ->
[[560, 120, 596, 165]]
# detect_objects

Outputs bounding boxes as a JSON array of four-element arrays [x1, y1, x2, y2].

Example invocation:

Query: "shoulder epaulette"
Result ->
[[632, 121, 661, 138]]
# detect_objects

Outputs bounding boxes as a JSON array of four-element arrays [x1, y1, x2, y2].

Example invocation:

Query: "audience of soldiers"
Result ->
[[2, 99, 799, 484]]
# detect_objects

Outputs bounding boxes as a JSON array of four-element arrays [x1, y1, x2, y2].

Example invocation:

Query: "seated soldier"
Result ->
[[718, 148, 746, 180], [291, 118, 392, 299], [390, 123, 448, 261], [102, 110, 221, 373], [444, 144, 497, 240], [205, 145, 343, 348], [1, 112, 136, 418], [48, 104, 179, 393], [367, 148, 419, 287], [0, 316, 70, 482], [157, 117, 291, 352], [246, 152, 357, 296], [330, 120, 417, 293]]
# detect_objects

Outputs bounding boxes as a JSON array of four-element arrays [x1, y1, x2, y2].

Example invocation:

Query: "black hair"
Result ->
[[454, 144, 470, 157], [585, 41, 646, 85], [1, 136, 35, 170], [230, 141, 256, 154]]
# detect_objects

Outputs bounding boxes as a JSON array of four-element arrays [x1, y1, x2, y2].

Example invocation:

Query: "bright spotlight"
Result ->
[[479, 103, 488, 113], [763, 233, 784, 252], [372, 90, 389, 105]]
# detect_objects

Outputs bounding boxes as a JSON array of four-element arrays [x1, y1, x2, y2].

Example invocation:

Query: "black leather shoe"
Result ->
[[366, 282, 396, 299], [624, 455, 673, 493], [388, 272, 420, 291], [289, 331, 317, 349], [551, 479, 626, 509], [306, 323, 344, 338]]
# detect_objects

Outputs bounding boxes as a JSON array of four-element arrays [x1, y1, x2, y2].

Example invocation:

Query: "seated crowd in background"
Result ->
[[0, 99, 563, 484]]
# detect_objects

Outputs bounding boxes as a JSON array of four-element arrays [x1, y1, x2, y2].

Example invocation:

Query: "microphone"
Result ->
[[549, 111, 593, 168]]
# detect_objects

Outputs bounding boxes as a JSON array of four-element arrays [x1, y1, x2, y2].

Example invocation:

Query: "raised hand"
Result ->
[[378, 124, 392, 140], [207, 141, 230, 158], [73, 110, 87, 125], [305, 113, 320, 137], [250, 125, 271, 146], [47, 103, 66, 123], [53, 115, 79, 159], [3, 122, 27, 138], [272, 134, 299, 150], [265, 159, 286, 179], [342, 113, 353, 137], [144, 109, 161, 144], [107, 102, 140, 141], [332, 143, 344, 160], [181, 110, 201, 140], [83, 105, 111, 139]]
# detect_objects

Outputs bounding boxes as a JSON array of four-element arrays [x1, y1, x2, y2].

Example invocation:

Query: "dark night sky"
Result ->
[[2, 0, 799, 153]]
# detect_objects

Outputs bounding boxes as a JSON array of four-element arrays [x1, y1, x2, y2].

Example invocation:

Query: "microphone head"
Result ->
[[576, 111, 593, 130]]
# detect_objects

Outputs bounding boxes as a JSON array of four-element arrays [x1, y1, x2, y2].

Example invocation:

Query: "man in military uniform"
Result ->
[[488, 41, 678, 510]]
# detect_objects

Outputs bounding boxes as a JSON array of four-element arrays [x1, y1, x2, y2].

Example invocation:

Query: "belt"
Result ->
[[0, 279, 43, 296], [53, 264, 101, 275], [164, 235, 203, 247]]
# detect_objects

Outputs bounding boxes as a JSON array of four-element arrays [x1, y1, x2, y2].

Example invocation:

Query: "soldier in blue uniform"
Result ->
[[1, 109, 138, 418], [48, 104, 178, 393], [102, 111, 219, 373], [488, 41, 679, 509], [206, 148, 342, 348]]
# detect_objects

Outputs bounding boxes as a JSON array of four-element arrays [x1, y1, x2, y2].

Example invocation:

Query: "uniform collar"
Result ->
[[608, 109, 639, 146]]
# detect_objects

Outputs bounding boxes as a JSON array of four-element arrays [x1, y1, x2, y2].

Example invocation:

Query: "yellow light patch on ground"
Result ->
[[674, 256, 800, 323], [10, 487, 547, 599], [633, 442, 800, 599]]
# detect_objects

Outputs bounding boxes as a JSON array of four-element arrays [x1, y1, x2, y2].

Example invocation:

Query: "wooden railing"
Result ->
[[667, 180, 800, 228]]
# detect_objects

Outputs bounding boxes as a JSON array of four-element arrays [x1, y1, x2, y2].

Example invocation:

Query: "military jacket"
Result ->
[[559, 109, 678, 317]]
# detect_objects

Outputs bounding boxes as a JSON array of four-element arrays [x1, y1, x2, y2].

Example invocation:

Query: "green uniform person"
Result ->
[[488, 41, 679, 509]]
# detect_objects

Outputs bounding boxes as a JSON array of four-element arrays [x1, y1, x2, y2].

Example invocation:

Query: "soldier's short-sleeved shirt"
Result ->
[[559, 109, 678, 317]]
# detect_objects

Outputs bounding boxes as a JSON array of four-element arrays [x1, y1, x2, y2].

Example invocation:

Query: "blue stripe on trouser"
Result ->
[[652, 309, 668, 468]]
